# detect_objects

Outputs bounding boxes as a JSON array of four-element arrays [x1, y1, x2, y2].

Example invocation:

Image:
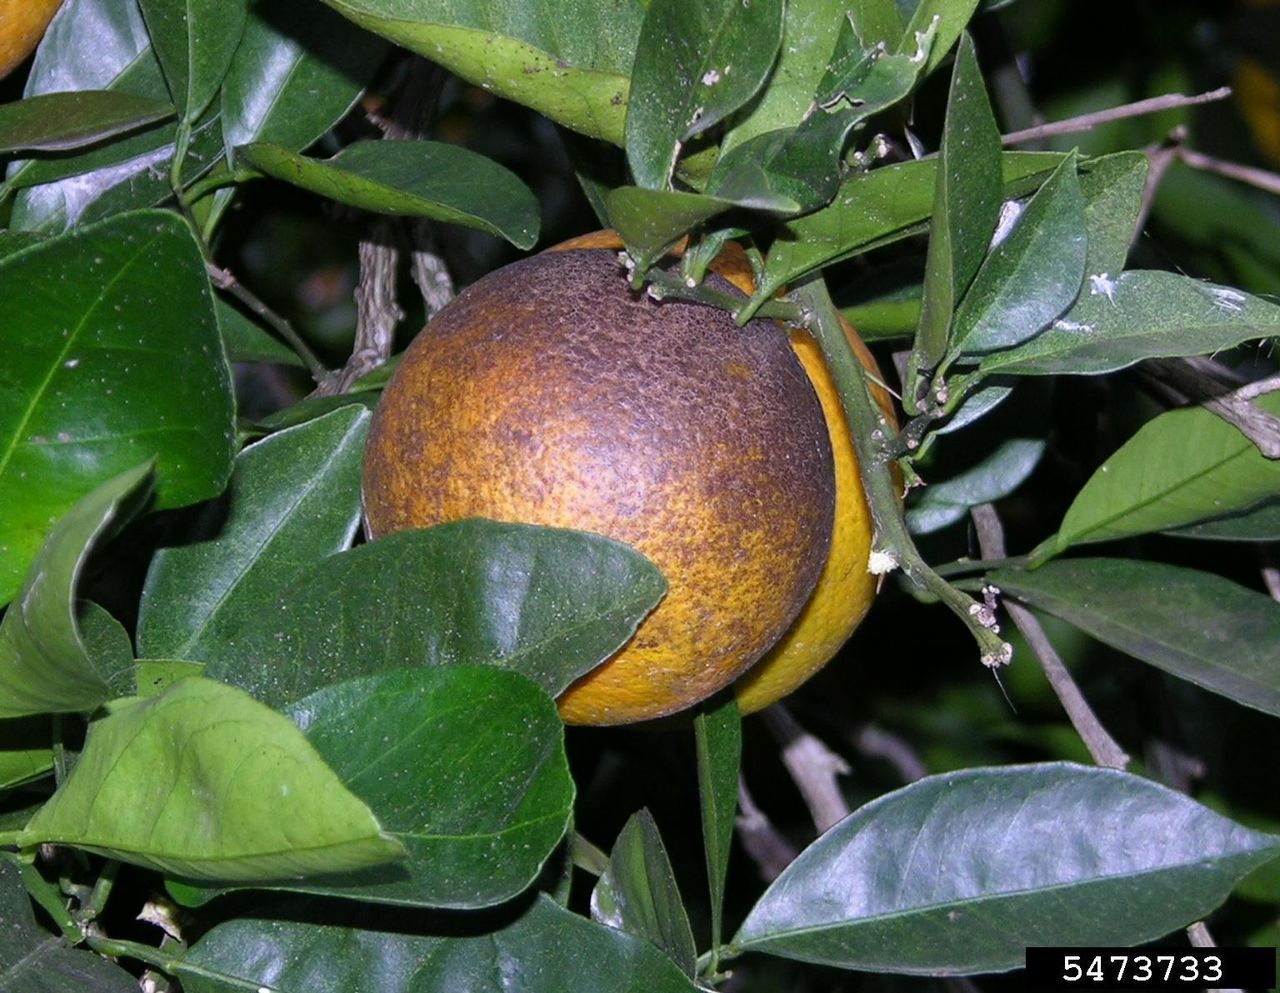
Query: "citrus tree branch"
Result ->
[[971, 504, 1130, 770], [1000, 87, 1232, 146], [205, 262, 329, 382], [736, 776, 798, 882], [762, 703, 850, 833], [791, 279, 1013, 667]]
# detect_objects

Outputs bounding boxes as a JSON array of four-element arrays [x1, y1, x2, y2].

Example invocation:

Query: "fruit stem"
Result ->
[[791, 279, 1013, 668], [640, 268, 808, 324]]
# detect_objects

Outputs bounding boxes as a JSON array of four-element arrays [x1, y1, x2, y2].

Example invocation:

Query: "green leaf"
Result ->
[[18, 678, 403, 880], [0, 718, 53, 791], [0, 858, 142, 993], [753, 151, 1063, 304], [1078, 151, 1148, 276], [897, 0, 983, 76], [735, 762, 1280, 974], [179, 894, 700, 993], [0, 465, 152, 718], [253, 391, 381, 433], [264, 666, 571, 908], [606, 187, 733, 272], [695, 694, 741, 956], [992, 559, 1280, 718], [0, 210, 235, 604], [220, 0, 389, 156], [137, 0, 248, 122], [1048, 393, 1280, 554], [913, 33, 1003, 372], [0, 91, 173, 155], [137, 406, 369, 661], [0, 232, 45, 260], [850, 0, 904, 50], [213, 297, 303, 366], [10, 106, 224, 234], [949, 156, 1087, 357], [906, 438, 1044, 534], [4, 0, 161, 195], [317, 0, 642, 144], [1167, 495, 1280, 542], [708, 42, 926, 214], [237, 140, 539, 248], [592, 809, 697, 978], [978, 271, 1280, 376], [80, 601, 138, 699], [626, 0, 784, 189], [719, 0, 852, 156], [205, 520, 667, 708], [133, 659, 205, 699]]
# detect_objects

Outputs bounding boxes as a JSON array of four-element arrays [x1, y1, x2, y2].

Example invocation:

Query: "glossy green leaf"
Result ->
[[0, 210, 235, 604], [214, 297, 303, 366], [914, 33, 1003, 371], [592, 809, 697, 978], [318, 0, 643, 144], [897, 0, 982, 76], [0, 858, 142, 993], [10, 108, 223, 234], [709, 43, 926, 214], [993, 559, 1280, 718], [950, 156, 1087, 356], [80, 601, 137, 699], [0, 91, 172, 155], [243, 666, 572, 908], [0, 232, 44, 260], [1167, 495, 1280, 542], [933, 381, 1014, 435], [626, 0, 783, 189], [695, 694, 741, 955], [906, 438, 1044, 534], [754, 151, 1063, 304], [736, 762, 1280, 974], [850, 0, 904, 50], [205, 520, 666, 708], [4, 0, 159, 191], [18, 677, 402, 880], [238, 140, 539, 248], [978, 271, 1280, 376], [254, 391, 381, 433], [719, 0, 850, 155], [0, 718, 53, 791], [0, 465, 151, 718], [607, 187, 733, 271], [137, 0, 249, 122], [1078, 151, 1148, 276], [1048, 393, 1280, 554], [220, 0, 388, 155], [133, 659, 205, 699], [138, 406, 369, 661], [180, 894, 699, 993]]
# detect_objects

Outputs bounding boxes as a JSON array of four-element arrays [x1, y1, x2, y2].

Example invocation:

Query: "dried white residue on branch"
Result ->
[[970, 504, 1130, 771]]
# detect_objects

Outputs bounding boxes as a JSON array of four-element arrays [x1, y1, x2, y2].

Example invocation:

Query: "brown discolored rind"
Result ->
[[363, 248, 835, 725]]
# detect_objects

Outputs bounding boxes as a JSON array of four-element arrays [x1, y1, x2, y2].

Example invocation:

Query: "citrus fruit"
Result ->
[[362, 233, 891, 724], [0, 0, 64, 79]]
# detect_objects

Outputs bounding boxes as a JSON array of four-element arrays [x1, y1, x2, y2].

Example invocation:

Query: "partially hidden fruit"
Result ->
[[363, 232, 892, 725], [0, 0, 64, 80]]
